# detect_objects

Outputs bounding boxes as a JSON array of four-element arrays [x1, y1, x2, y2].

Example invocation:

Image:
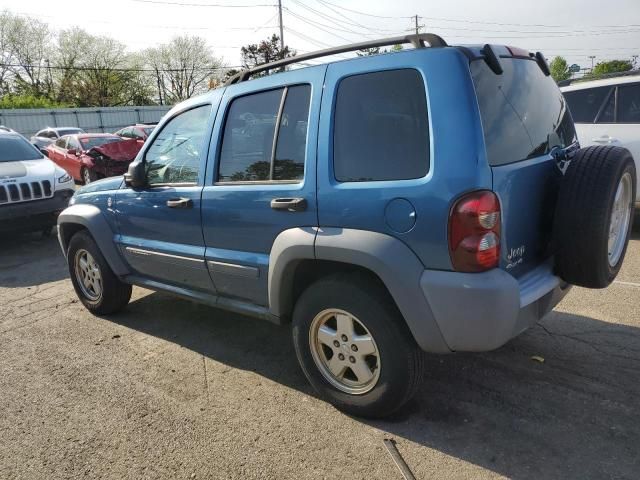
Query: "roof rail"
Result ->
[[225, 33, 447, 85]]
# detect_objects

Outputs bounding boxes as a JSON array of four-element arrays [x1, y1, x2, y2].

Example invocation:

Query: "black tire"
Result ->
[[292, 273, 425, 418], [67, 230, 132, 314], [554, 145, 636, 288]]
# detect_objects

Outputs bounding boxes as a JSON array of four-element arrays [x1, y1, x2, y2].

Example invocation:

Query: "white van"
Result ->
[[561, 72, 640, 205]]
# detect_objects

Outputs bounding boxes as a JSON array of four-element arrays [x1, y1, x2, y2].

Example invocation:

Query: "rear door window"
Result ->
[[333, 69, 429, 182], [471, 58, 576, 166], [218, 85, 311, 182], [617, 83, 640, 123], [563, 86, 613, 123]]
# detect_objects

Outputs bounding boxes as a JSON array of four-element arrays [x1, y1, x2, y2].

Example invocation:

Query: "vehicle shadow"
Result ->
[[109, 291, 640, 480], [0, 231, 68, 287]]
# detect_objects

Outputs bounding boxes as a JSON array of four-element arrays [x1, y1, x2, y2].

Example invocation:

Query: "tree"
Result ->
[[0, 11, 52, 97], [591, 60, 633, 77], [6, 14, 52, 97], [357, 47, 383, 56], [549, 56, 571, 83], [145, 35, 223, 103], [239, 35, 295, 74]]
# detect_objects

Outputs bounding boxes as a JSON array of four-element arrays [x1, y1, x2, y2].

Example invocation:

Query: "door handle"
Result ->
[[166, 197, 193, 209], [270, 197, 307, 212]]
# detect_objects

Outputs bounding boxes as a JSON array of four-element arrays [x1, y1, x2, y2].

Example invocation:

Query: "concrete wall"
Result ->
[[0, 106, 172, 137]]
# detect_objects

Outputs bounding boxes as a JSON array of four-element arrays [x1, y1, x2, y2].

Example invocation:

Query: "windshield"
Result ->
[[471, 58, 577, 166], [143, 127, 154, 136], [79, 137, 122, 150], [57, 128, 84, 136], [0, 136, 43, 162]]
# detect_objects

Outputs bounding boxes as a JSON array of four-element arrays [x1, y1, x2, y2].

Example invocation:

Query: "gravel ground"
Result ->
[[1, 226, 639, 479]]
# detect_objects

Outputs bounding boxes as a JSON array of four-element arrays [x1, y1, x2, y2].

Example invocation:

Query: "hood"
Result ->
[[87, 139, 142, 162], [0, 159, 56, 181], [75, 175, 124, 194]]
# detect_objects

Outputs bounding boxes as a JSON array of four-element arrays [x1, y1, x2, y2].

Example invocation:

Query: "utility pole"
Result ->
[[411, 14, 425, 35], [589, 55, 596, 72], [278, 0, 284, 53]]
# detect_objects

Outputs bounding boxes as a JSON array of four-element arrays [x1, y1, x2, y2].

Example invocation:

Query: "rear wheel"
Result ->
[[554, 145, 636, 288], [67, 231, 131, 314], [292, 273, 424, 418]]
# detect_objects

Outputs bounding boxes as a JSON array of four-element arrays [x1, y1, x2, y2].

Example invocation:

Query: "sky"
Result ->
[[1, 0, 639, 72]]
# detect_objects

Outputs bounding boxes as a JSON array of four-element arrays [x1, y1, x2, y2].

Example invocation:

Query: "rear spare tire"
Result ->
[[554, 145, 636, 288]]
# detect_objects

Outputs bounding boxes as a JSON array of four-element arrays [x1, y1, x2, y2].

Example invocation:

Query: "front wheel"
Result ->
[[81, 167, 96, 185], [67, 231, 132, 314], [292, 273, 425, 418]]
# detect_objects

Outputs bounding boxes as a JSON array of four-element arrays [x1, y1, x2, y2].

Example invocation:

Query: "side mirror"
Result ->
[[124, 161, 146, 188]]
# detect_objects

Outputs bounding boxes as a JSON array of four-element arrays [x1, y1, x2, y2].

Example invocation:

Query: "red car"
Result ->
[[46, 134, 143, 184]]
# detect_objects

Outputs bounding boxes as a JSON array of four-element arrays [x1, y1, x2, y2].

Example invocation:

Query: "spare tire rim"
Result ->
[[608, 172, 633, 267], [309, 309, 381, 395], [74, 249, 103, 302]]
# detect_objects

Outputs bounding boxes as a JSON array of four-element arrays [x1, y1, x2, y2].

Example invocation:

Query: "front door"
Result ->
[[201, 66, 325, 306], [115, 101, 219, 292]]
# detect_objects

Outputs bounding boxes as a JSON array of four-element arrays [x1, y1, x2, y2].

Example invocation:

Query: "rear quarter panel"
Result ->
[[317, 48, 491, 270]]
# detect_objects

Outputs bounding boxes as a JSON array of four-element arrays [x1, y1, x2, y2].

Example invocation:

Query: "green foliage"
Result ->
[[549, 56, 571, 83], [591, 60, 633, 77], [236, 35, 295, 78], [0, 94, 68, 109]]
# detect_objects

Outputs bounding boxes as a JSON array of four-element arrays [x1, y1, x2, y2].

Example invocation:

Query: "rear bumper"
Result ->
[[420, 261, 570, 352], [0, 189, 74, 231]]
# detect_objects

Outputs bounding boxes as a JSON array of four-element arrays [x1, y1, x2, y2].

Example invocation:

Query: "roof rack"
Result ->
[[225, 33, 447, 85], [558, 69, 640, 87]]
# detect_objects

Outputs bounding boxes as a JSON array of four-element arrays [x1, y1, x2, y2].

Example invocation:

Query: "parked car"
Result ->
[[57, 35, 636, 418], [0, 125, 16, 133], [561, 71, 640, 206], [0, 131, 75, 234], [31, 127, 85, 153], [46, 133, 143, 185], [114, 124, 156, 142]]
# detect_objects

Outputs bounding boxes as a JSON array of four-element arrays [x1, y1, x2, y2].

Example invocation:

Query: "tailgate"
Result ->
[[470, 53, 577, 278]]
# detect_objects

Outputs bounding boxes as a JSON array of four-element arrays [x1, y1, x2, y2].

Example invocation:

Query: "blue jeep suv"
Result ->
[[57, 35, 636, 417]]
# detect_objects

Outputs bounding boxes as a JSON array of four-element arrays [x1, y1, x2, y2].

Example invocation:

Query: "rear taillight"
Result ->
[[448, 190, 501, 272]]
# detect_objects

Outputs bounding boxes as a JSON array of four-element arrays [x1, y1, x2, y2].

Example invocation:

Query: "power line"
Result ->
[[0, 63, 241, 72], [315, 0, 408, 19], [130, 0, 275, 7], [289, 0, 396, 34], [284, 7, 379, 41]]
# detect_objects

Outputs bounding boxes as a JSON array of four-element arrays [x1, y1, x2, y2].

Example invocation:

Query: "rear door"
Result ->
[[471, 56, 577, 278], [201, 66, 324, 306], [612, 83, 640, 197]]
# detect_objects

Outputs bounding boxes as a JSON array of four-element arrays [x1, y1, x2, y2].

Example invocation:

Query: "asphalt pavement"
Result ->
[[1, 224, 639, 479]]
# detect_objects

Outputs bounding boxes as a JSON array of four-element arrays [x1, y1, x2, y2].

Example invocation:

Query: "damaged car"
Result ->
[[46, 133, 143, 184]]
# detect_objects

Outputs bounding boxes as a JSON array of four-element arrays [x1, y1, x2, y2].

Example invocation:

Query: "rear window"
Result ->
[[80, 137, 122, 150], [0, 136, 42, 162], [471, 58, 576, 166], [333, 69, 430, 182]]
